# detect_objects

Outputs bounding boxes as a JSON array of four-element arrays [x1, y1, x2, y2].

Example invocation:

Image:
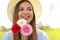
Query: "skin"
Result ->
[[18, 2, 33, 24]]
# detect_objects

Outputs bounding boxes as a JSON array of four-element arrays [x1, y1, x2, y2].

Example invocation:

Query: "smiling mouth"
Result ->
[[22, 16, 30, 20], [23, 18, 28, 20]]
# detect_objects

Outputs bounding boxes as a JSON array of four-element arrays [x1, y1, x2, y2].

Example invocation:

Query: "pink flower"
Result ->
[[21, 24, 33, 36]]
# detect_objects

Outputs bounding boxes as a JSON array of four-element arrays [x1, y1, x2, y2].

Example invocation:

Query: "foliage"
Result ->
[[0, 26, 9, 31]]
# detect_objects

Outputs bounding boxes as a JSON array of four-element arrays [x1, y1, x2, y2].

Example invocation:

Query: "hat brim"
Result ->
[[7, 0, 42, 22]]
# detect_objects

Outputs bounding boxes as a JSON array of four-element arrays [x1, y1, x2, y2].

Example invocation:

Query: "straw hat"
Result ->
[[7, 0, 42, 22]]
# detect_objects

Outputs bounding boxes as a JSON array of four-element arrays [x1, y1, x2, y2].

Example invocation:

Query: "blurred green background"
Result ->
[[0, 25, 60, 40]]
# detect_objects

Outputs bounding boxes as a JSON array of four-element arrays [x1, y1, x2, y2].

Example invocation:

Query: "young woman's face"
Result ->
[[18, 2, 33, 23]]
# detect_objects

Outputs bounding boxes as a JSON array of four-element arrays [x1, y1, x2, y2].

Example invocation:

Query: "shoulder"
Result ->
[[2, 30, 12, 40], [37, 29, 48, 40]]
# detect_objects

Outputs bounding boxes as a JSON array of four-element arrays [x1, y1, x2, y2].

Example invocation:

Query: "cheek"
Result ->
[[18, 12, 22, 18], [29, 12, 33, 21], [31, 14, 33, 19], [30, 12, 33, 19], [28, 13, 33, 23]]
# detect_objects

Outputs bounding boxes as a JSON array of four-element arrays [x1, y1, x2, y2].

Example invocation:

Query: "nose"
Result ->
[[23, 10, 28, 15]]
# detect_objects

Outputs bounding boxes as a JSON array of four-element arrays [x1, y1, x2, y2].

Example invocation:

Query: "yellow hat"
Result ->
[[7, 0, 42, 22]]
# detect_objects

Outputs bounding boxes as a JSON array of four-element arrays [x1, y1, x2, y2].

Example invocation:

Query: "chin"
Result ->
[[27, 21, 30, 24]]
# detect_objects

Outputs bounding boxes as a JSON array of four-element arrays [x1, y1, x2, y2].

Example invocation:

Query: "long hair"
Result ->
[[13, 0, 37, 40]]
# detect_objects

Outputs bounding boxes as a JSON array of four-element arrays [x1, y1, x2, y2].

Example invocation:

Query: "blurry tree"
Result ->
[[0, 26, 8, 31], [37, 22, 53, 30]]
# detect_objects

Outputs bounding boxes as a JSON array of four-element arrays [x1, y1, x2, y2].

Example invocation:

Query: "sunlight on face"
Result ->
[[18, 2, 33, 24]]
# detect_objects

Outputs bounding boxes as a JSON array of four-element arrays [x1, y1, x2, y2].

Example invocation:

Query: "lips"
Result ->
[[22, 16, 30, 20], [23, 18, 28, 20]]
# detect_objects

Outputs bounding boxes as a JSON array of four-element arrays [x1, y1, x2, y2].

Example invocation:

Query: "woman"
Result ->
[[2, 0, 48, 40]]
